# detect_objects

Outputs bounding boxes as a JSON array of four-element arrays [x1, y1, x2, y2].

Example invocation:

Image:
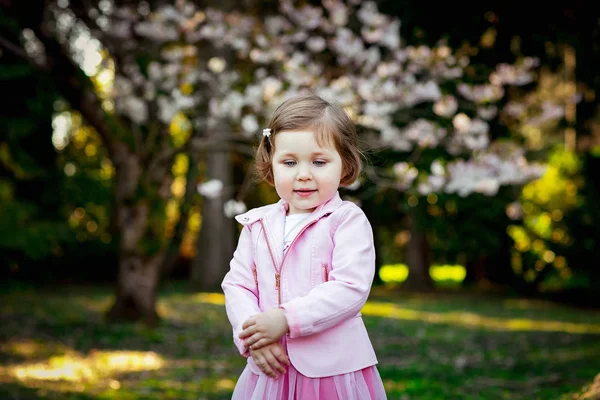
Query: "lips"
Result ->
[[294, 189, 317, 197]]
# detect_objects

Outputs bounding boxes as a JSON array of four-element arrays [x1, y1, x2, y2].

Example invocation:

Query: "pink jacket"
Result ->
[[221, 192, 378, 378]]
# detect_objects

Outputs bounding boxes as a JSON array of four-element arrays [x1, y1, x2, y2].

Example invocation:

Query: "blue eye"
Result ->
[[283, 161, 296, 167], [313, 160, 326, 166]]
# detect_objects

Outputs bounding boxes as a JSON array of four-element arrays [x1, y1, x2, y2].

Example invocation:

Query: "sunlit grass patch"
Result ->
[[429, 264, 466, 283], [379, 263, 466, 287], [5, 350, 164, 382], [191, 293, 226, 305], [379, 263, 410, 283], [361, 301, 600, 334]]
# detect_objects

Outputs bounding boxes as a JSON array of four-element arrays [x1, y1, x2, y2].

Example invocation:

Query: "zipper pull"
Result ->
[[275, 273, 280, 289], [323, 263, 329, 282]]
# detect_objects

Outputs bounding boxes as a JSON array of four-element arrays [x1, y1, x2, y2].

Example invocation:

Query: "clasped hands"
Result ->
[[239, 308, 290, 379]]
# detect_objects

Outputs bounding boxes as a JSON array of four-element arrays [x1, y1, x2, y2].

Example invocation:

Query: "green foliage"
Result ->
[[0, 52, 117, 276], [0, 48, 75, 267], [0, 179, 71, 260], [508, 145, 599, 290]]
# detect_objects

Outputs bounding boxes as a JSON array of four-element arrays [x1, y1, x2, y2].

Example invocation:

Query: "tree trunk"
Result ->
[[106, 252, 163, 326], [463, 255, 486, 287], [104, 143, 171, 325], [1, 0, 187, 325], [191, 150, 235, 291], [403, 213, 434, 290], [484, 236, 515, 286]]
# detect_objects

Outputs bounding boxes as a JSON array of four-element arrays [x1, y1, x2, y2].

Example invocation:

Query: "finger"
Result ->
[[250, 337, 273, 350], [245, 332, 263, 347], [272, 349, 290, 366], [256, 359, 277, 379], [239, 325, 257, 339], [266, 355, 286, 375], [242, 318, 255, 330]]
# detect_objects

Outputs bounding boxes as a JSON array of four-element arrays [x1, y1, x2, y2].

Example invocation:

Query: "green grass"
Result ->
[[1, 282, 599, 399]]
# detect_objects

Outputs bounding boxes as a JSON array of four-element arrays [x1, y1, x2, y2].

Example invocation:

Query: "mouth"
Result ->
[[294, 189, 317, 197]]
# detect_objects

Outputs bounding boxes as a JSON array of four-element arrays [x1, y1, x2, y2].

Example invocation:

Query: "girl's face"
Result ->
[[271, 130, 343, 215]]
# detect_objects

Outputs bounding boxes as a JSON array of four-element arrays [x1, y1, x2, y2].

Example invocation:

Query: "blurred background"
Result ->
[[1, 0, 599, 399]]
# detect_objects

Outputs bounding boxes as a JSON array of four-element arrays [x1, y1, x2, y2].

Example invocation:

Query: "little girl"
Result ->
[[221, 93, 387, 399]]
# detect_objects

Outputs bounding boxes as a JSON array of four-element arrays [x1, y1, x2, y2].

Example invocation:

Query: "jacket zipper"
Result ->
[[252, 265, 258, 286], [259, 216, 324, 306], [259, 219, 281, 305]]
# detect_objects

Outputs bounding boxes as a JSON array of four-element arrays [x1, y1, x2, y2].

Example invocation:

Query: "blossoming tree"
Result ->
[[1, 0, 561, 321], [186, 0, 557, 288]]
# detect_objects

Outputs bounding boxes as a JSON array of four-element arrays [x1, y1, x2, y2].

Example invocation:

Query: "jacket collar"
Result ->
[[235, 191, 343, 226]]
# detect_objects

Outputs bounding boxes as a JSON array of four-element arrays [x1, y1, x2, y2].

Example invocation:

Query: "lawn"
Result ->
[[1, 282, 599, 399]]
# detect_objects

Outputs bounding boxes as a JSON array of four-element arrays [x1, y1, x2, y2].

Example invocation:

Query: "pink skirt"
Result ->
[[232, 361, 387, 400]]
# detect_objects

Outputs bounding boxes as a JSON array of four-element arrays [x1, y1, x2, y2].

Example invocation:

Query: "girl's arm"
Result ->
[[280, 205, 376, 338], [221, 225, 261, 357]]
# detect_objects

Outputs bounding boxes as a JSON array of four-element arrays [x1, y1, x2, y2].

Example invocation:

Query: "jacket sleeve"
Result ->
[[221, 225, 261, 357], [280, 205, 375, 338]]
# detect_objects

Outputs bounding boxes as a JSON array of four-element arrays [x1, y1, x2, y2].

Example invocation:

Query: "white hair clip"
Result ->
[[262, 128, 271, 138]]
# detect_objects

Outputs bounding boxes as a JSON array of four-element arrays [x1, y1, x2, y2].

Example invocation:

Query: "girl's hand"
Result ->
[[240, 308, 289, 350], [249, 342, 289, 379]]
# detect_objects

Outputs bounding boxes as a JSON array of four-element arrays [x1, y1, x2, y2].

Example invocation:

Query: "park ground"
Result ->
[[1, 282, 599, 399]]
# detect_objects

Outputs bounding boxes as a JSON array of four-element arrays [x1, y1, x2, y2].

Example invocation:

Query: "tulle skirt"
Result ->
[[232, 359, 387, 400]]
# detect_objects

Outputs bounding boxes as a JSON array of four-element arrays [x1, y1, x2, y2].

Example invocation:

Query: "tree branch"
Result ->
[[0, 34, 49, 70], [31, 21, 131, 159]]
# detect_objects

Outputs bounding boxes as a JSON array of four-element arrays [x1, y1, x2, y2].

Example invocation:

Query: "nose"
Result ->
[[296, 165, 312, 181]]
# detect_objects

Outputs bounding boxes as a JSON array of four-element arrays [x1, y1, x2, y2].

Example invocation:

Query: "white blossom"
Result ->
[[433, 95, 458, 117], [241, 114, 259, 136], [457, 83, 504, 103], [143, 82, 156, 101], [325, 1, 349, 26], [147, 62, 162, 81], [393, 162, 418, 190], [307, 36, 326, 52], [134, 21, 179, 41], [157, 96, 177, 124], [357, 2, 387, 27], [431, 160, 445, 176], [208, 57, 226, 73], [197, 179, 223, 199], [506, 201, 524, 220], [418, 182, 433, 196], [123, 96, 148, 124], [264, 16, 289, 36], [401, 119, 446, 149], [224, 200, 247, 218], [474, 178, 500, 196], [477, 105, 498, 120], [504, 101, 527, 118], [106, 20, 131, 39], [452, 113, 471, 133]]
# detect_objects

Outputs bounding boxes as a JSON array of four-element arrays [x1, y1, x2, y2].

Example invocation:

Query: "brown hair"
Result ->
[[255, 93, 363, 186]]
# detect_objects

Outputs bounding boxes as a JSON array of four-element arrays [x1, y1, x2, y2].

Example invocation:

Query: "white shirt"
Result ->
[[283, 214, 309, 255]]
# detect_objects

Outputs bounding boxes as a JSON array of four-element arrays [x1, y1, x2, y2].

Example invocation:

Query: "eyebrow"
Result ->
[[277, 151, 330, 158]]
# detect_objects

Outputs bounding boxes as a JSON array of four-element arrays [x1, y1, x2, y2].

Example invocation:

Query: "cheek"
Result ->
[[326, 165, 343, 184], [272, 168, 290, 187]]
